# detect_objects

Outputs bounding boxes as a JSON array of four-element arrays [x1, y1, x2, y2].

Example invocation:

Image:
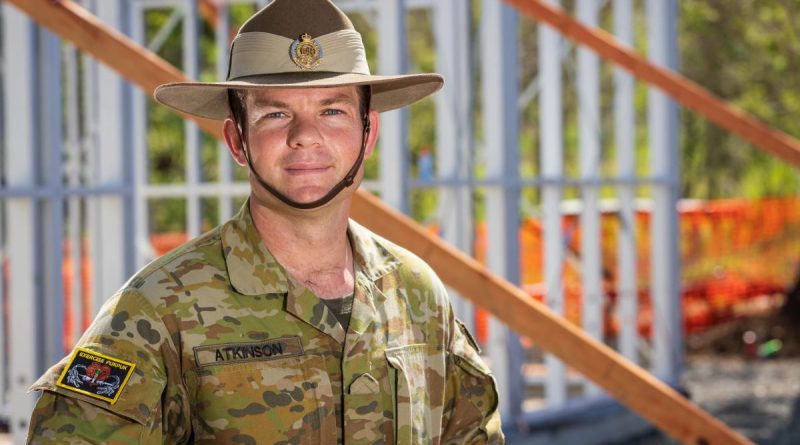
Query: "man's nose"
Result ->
[[287, 115, 322, 149]]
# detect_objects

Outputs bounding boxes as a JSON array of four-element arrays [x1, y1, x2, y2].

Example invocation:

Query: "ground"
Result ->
[[632, 311, 800, 445]]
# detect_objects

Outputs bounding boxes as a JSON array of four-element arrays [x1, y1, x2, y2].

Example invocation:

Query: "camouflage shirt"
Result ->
[[28, 202, 504, 444]]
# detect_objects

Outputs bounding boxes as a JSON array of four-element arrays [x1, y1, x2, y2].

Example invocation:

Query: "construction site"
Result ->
[[2, 0, 800, 444]]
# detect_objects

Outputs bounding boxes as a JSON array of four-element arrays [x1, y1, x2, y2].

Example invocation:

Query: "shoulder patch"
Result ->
[[55, 348, 136, 404]]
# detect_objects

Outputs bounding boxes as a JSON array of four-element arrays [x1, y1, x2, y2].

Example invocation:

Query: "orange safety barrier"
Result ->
[[57, 197, 799, 348], [471, 197, 800, 342], [60, 241, 93, 350]]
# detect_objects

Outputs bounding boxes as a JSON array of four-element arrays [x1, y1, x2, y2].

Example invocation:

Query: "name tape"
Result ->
[[193, 336, 304, 367]]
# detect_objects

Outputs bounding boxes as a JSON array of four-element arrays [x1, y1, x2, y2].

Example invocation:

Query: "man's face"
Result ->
[[231, 86, 375, 206]]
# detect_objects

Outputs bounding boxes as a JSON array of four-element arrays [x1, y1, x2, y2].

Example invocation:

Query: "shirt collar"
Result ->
[[347, 218, 401, 282], [222, 201, 401, 297], [221, 202, 289, 296]]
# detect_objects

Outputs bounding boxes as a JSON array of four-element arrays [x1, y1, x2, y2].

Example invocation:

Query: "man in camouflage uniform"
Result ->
[[27, 0, 503, 443]]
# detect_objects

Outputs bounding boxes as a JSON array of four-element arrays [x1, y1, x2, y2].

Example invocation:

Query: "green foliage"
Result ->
[[149, 198, 185, 233], [679, 0, 800, 198], [147, 99, 185, 184]]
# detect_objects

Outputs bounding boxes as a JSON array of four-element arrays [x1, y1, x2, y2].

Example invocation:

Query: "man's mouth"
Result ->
[[284, 163, 331, 175]]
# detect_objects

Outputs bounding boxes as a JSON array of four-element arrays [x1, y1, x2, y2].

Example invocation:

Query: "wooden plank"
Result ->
[[504, 0, 800, 169], [5, 0, 754, 444], [198, 0, 219, 29]]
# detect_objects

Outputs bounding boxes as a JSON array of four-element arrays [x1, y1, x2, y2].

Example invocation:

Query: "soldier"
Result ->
[[27, 0, 503, 443]]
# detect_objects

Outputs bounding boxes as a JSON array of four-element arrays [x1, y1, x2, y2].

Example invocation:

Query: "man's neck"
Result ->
[[249, 197, 355, 299]]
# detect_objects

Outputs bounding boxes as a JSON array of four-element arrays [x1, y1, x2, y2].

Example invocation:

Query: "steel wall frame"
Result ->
[[525, 0, 682, 428], [1, 2, 136, 442], [433, 0, 475, 333]]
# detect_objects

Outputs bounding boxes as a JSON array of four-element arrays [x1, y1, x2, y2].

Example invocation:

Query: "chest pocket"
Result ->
[[386, 344, 446, 445], [185, 354, 334, 445]]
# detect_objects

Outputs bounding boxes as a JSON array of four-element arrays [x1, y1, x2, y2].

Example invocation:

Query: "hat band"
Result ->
[[228, 30, 370, 79]]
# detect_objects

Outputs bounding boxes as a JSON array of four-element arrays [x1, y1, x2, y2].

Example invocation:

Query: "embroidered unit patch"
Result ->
[[55, 348, 136, 404]]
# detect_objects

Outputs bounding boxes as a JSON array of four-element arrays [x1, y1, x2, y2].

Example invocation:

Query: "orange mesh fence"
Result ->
[[473, 197, 800, 342], [61, 240, 93, 350], [56, 197, 800, 348]]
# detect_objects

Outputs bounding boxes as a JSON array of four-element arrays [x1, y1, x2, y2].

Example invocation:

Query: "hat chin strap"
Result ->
[[239, 109, 371, 211]]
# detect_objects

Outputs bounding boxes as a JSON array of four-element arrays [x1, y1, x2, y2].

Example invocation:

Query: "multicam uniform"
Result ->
[[28, 203, 504, 444]]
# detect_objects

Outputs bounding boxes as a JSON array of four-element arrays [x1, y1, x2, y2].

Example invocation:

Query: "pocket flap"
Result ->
[[451, 321, 492, 378], [349, 373, 380, 395]]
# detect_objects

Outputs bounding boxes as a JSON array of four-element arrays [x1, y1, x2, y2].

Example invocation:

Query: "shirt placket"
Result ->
[[341, 275, 394, 444]]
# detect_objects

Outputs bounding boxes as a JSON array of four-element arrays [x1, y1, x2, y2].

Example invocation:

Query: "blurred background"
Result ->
[[1, 0, 799, 443]]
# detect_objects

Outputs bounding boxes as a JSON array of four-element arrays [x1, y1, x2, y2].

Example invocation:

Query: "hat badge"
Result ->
[[290, 33, 323, 70]]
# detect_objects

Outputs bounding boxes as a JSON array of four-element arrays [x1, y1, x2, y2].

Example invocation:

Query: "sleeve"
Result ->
[[441, 317, 505, 444], [28, 392, 151, 445], [26, 289, 191, 444]]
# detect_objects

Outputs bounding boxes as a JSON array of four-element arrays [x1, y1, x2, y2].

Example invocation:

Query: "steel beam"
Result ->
[[64, 42, 84, 350], [481, 0, 524, 422], [216, 4, 234, 222], [647, 0, 682, 382], [576, 0, 603, 397], [434, 0, 475, 329], [0, 7, 5, 417], [2, 5, 39, 441], [39, 25, 67, 369], [539, 0, 567, 408], [377, 0, 409, 212], [183, 0, 201, 238], [130, 1, 153, 269], [91, 0, 134, 310], [613, 0, 638, 364]]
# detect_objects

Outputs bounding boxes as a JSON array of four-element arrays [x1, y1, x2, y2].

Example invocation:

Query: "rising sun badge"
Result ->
[[290, 33, 323, 70]]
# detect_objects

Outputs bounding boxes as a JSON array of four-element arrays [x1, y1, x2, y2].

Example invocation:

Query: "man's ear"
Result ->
[[223, 117, 248, 166], [364, 109, 380, 158]]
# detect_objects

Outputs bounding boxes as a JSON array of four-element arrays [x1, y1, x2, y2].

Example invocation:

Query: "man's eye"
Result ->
[[265, 111, 286, 118], [322, 109, 343, 116]]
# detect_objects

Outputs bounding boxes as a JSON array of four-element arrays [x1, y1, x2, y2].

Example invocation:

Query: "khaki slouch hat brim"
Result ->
[[154, 0, 444, 120]]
